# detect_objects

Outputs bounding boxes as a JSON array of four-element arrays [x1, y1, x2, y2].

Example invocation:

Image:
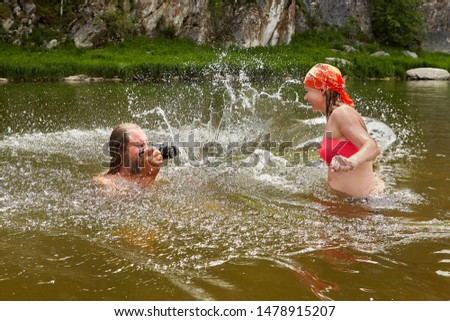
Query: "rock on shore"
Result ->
[[406, 68, 450, 80]]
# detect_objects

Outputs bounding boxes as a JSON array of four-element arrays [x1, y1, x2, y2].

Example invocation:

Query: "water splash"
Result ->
[[1, 59, 448, 300]]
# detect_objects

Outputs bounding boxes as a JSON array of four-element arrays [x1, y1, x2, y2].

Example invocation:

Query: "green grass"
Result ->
[[1, 31, 449, 82]]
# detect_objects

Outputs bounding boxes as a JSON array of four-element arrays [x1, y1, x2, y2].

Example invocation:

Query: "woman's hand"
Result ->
[[330, 155, 359, 172]]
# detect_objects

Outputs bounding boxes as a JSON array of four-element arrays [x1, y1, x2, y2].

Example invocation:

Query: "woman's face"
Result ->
[[304, 85, 325, 112]]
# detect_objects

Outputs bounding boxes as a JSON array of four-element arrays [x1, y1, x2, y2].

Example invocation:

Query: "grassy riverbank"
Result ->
[[1, 31, 449, 82]]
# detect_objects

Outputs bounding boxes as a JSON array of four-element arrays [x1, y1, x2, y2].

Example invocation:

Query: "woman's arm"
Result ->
[[329, 107, 380, 172]]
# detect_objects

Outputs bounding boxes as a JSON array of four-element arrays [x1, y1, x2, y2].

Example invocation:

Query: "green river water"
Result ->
[[1, 75, 449, 300]]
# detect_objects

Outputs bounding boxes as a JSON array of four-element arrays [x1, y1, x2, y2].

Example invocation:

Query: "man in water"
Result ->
[[93, 123, 163, 188]]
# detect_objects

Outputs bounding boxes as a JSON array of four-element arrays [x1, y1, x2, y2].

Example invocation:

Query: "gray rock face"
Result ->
[[135, 0, 296, 47], [72, 20, 107, 48], [406, 68, 450, 80], [0, 0, 448, 51], [296, 0, 372, 34], [2, 18, 14, 32], [23, 2, 36, 15], [136, 0, 210, 43], [422, 0, 450, 53]]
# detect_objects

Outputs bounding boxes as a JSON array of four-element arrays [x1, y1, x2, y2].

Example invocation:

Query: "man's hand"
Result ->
[[141, 148, 163, 177]]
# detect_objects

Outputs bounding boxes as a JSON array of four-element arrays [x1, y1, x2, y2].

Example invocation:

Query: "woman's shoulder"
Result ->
[[332, 104, 359, 115], [329, 104, 362, 123]]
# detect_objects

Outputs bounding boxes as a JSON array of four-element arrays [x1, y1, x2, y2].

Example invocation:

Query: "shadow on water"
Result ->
[[1, 68, 449, 300]]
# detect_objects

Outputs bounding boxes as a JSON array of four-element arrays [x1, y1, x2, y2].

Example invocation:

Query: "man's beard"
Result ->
[[129, 153, 143, 175], [130, 162, 141, 175]]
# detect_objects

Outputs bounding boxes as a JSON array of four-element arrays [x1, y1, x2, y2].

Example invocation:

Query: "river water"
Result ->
[[1, 73, 449, 300]]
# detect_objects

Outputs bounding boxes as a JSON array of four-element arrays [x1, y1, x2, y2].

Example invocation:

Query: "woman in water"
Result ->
[[303, 63, 383, 197]]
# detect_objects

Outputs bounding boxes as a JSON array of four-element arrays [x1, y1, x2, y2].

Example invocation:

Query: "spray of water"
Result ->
[[1, 57, 448, 300]]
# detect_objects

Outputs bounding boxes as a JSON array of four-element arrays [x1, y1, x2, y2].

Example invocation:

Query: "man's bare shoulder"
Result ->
[[93, 173, 124, 189], [93, 173, 149, 193], [92, 172, 163, 193]]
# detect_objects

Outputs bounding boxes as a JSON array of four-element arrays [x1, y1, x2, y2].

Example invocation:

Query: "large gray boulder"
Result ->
[[406, 68, 450, 80], [72, 21, 107, 48]]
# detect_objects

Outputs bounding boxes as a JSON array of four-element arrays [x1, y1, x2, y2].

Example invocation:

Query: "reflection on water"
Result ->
[[1, 74, 449, 300]]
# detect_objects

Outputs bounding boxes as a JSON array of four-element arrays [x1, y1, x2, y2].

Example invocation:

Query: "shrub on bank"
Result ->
[[0, 33, 449, 82]]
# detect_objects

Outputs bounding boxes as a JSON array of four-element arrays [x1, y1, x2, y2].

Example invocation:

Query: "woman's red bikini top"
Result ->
[[319, 138, 359, 165]]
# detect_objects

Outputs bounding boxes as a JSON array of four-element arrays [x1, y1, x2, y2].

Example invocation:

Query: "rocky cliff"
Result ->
[[63, 0, 372, 48], [422, 0, 450, 53], [1, 0, 449, 52]]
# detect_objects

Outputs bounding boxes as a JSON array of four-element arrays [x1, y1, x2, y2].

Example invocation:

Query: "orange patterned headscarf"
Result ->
[[304, 63, 354, 106]]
